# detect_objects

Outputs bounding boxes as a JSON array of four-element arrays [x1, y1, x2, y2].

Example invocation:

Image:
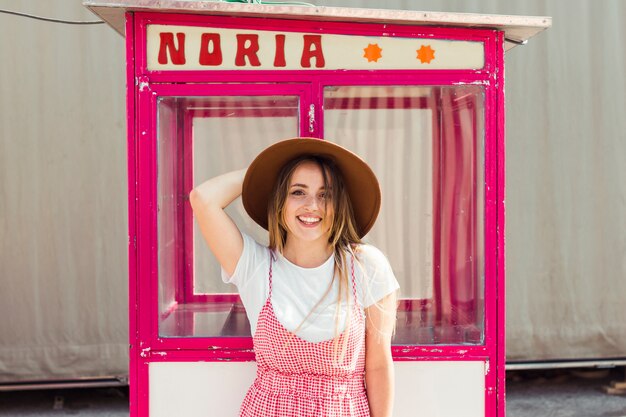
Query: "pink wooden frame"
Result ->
[[127, 10, 506, 417], [125, 13, 139, 417], [495, 30, 506, 417]]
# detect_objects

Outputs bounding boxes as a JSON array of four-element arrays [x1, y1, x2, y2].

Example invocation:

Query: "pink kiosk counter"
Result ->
[[85, 2, 550, 416]]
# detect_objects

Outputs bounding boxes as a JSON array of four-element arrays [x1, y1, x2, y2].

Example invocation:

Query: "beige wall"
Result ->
[[0, 0, 624, 381], [0, 1, 127, 381]]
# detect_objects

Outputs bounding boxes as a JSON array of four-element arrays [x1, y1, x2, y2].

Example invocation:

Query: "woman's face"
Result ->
[[283, 161, 334, 245]]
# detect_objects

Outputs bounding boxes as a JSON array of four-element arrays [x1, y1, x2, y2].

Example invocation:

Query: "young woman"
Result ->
[[190, 137, 399, 417]]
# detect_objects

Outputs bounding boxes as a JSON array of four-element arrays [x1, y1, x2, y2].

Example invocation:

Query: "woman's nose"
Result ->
[[303, 195, 320, 210]]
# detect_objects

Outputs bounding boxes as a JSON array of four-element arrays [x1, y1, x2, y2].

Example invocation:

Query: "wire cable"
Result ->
[[0, 8, 105, 25], [504, 37, 528, 46]]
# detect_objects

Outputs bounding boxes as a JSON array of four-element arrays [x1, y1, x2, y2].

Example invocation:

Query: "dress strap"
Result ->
[[268, 249, 274, 299], [349, 252, 358, 304]]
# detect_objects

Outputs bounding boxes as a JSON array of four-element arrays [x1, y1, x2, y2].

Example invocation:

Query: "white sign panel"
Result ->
[[149, 360, 485, 417], [146, 24, 484, 71]]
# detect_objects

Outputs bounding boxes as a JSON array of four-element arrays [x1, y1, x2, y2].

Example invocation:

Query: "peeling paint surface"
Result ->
[[139, 82, 149, 91]]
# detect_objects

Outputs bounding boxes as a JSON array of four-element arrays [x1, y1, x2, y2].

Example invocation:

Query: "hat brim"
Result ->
[[242, 137, 380, 239]]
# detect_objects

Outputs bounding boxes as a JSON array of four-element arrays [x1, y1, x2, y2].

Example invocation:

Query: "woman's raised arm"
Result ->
[[189, 168, 247, 277]]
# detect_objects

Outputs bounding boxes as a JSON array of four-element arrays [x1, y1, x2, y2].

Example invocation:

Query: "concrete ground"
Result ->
[[506, 367, 626, 417], [0, 368, 625, 416]]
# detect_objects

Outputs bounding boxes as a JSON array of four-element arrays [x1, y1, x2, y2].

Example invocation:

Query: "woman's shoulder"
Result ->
[[353, 242, 390, 266], [351, 243, 399, 307]]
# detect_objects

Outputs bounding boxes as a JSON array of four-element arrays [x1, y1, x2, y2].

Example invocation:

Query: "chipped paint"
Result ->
[[140, 347, 151, 358], [136, 76, 151, 92], [485, 359, 490, 375], [153, 351, 167, 357], [452, 79, 488, 86]]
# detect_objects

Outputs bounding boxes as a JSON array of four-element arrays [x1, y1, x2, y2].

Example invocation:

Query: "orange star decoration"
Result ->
[[363, 43, 383, 62], [416, 45, 436, 64]]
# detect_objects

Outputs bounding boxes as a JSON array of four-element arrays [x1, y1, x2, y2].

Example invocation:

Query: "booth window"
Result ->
[[324, 85, 485, 345], [157, 95, 300, 338], [155, 85, 485, 346]]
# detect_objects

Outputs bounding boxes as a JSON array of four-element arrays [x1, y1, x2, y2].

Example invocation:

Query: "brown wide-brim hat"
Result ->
[[242, 137, 381, 238]]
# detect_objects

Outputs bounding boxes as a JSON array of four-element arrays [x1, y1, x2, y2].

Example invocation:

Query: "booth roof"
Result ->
[[84, 0, 550, 50]]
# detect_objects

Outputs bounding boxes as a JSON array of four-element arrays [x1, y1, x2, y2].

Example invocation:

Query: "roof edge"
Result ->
[[84, 1, 551, 50]]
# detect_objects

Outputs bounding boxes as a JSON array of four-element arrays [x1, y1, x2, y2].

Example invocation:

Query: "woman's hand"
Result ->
[[189, 168, 247, 276], [364, 291, 398, 417]]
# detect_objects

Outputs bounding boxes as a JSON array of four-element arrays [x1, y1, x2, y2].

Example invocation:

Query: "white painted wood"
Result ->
[[146, 24, 484, 70], [149, 360, 484, 417], [394, 361, 485, 417], [85, 1, 550, 50], [149, 362, 257, 417]]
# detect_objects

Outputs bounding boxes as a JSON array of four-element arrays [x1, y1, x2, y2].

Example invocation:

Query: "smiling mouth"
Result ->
[[297, 215, 322, 226]]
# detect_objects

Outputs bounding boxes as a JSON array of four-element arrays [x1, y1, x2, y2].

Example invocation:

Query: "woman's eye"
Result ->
[[291, 190, 305, 196]]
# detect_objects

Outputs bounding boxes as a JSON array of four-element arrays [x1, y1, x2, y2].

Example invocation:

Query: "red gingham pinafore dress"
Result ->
[[239, 252, 370, 417]]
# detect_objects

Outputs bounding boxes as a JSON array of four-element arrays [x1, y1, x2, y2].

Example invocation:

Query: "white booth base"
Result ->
[[149, 361, 485, 417]]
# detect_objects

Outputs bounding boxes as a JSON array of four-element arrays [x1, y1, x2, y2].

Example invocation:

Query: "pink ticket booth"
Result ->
[[85, 2, 549, 416]]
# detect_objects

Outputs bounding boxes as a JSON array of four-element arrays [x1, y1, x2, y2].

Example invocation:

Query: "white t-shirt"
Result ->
[[222, 233, 400, 342]]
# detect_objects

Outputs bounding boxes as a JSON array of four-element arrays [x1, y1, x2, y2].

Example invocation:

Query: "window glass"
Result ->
[[324, 85, 485, 345], [157, 95, 300, 338]]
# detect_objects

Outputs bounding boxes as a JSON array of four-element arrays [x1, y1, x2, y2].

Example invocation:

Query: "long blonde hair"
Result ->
[[267, 155, 361, 362]]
